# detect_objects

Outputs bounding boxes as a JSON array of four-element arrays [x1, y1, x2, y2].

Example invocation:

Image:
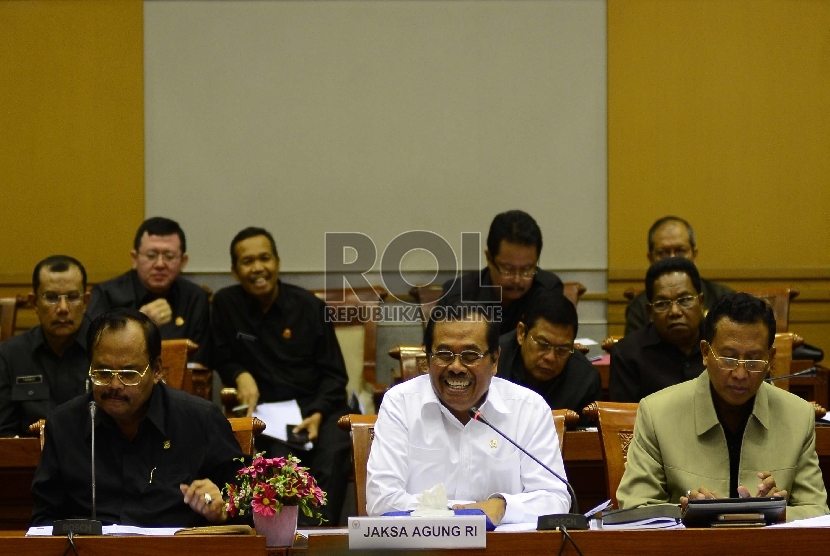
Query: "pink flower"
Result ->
[[252, 485, 278, 517]]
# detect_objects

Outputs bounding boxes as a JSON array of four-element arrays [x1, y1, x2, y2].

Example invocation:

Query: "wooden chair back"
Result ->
[[552, 409, 579, 453], [388, 345, 428, 383], [159, 339, 212, 401], [583, 401, 638, 508], [227, 416, 266, 456], [743, 287, 799, 332], [313, 286, 388, 414], [337, 413, 377, 516], [769, 332, 796, 391], [0, 297, 21, 343], [31, 416, 265, 456]]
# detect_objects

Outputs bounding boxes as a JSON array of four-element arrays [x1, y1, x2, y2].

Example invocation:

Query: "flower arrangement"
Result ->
[[223, 452, 327, 521]]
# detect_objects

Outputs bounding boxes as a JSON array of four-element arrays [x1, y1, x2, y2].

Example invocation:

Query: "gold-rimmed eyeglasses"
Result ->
[[89, 364, 151, 386], [428, 350, 490, 368], [527, 333, 574, 358]]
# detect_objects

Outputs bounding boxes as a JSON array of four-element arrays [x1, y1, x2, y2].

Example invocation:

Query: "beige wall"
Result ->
[[0, 0, 144, 285], [607, 0, 830, 351]]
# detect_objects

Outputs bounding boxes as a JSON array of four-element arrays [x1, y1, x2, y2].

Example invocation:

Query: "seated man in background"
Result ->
[[610, 257, 706, 402], [88, 217, 211, 365], [366, 304, 570, 525], [441, 210, 563, 335], [617, 293, 828, 521], [496, 292, 600, 420], [624, 216, 733, 336], [212, 227, 351, 525], [31, 309, 242, 526], [0, 255, 91, 437]]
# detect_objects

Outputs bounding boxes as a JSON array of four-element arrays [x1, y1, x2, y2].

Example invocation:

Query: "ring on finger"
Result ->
[[204, 493, 213, 505]]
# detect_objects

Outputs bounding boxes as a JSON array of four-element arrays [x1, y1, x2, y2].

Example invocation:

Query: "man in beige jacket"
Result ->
[[617, 293, 828, 521]]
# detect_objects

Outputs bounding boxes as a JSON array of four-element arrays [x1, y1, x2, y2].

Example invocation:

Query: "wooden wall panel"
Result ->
[[0, 0, 144, 284]]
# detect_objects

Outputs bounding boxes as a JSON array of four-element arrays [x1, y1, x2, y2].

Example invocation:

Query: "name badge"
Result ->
[[348, 516, 486, 550], [16, 375, 43, 385]]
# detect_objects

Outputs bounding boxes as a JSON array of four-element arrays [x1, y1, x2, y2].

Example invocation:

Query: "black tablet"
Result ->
[[681, 497, 786, 528]]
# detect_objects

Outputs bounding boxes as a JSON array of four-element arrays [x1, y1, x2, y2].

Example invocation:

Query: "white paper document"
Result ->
[[252, 400, 313, 449], [769, 514, 830, 528], [27, 525, 183, 536]]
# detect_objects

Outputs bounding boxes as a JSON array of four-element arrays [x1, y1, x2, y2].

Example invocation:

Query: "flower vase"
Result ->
[[253, 505, 299, 547]]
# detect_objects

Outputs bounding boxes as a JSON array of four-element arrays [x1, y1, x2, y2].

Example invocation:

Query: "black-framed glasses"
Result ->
[[648, 294, 700, 313], [138, 250, 181, 264], [491, 260, 538, 279], [41, 292, 84, 305], [527, 333, 574, 358], [428, 350, 490, 367], [706, 346, 768, 374], [89, 364, 150, 386]]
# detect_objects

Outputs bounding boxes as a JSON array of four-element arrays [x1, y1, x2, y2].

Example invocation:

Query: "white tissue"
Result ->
[[411, 483, 455, 517]]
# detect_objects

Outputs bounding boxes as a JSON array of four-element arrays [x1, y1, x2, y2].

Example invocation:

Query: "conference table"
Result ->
[[1, 527, 829, 556], [5, 427, 830, 530]]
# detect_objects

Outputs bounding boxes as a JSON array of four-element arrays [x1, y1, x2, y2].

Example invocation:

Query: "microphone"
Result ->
[[765, 367, 816, 382], [52, 401, 103, 536], [468, 406, 588, 530]]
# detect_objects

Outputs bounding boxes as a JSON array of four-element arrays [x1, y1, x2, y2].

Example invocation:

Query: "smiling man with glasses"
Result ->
[[31, 308, 244, 527], [496, 292, 600, 421], [610, 257, 706, 402], [0, 255, 93, 436], [440, 210, 564, 335], [617, 293, 828, 521], [88, 217, 211, 365], [366, 303, 570, 525]]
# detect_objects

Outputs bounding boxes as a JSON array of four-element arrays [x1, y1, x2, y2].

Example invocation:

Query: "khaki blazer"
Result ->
[[617, 371, 828, 521]]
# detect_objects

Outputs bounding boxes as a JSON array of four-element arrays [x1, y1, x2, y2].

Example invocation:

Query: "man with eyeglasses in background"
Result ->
[[610, 257, 706, 402], [88, 217, 211, 365], [624, 215, 734, 336], [440, 210, 563, 335], [366, 303, 570, 525], [617, 293, 828, 521], [0, 256, 92, 436], [31, 308, 243, 526], [496, 292, 600, 422]]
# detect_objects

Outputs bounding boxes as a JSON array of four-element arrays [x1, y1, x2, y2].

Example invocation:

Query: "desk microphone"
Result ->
[[468, 407, 588, 530], [765, 368, 816, 382], [52, 401, 103, 536]]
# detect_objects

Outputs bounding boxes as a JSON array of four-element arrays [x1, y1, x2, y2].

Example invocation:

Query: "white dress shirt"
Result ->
[[365, 375, 570, 524]]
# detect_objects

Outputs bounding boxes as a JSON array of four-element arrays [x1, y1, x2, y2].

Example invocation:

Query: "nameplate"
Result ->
[[348, 516, 487, 550]]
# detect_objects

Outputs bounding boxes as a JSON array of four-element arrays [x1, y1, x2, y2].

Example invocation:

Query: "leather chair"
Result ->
[[338, 409, 577, 517]]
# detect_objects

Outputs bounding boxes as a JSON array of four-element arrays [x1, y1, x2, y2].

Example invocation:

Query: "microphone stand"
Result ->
[[52, 401, 103, 536], [468, 407, 588, 530]]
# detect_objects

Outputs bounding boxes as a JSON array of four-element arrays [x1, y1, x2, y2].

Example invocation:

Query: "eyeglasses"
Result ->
[[649, 295, 700, 313], [491, 261, 538, 279], [89, 364, 150, 386], [138, 250, 181, 264], [707, 348, 768, 374], [652, 247, 692, 259], [41, 292, 84, 305], [428, 350, 490, 368], [527, 333, 574, 358]]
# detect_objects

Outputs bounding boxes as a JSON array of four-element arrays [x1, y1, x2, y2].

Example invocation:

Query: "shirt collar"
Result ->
[[693, 371, 769, 435]]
